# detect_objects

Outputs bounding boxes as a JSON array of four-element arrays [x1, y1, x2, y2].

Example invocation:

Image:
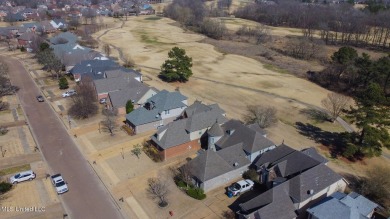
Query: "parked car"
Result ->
[[99, 98, 107, 104], [51, 174, 69, 194], [36, 95, 44, 102], [9, 170, 36, 184], [62, 90, 77, 98], [228, 179, 254, 196]]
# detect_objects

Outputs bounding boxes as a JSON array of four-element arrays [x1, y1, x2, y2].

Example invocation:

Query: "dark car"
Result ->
[[36, 95, 44, 102]]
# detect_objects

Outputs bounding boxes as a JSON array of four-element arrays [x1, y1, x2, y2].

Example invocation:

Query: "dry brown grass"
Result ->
[[92, 15, 390, 177]]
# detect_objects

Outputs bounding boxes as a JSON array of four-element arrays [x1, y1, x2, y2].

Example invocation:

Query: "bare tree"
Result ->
[[101, 108, 118, 136], [68, 17, 80, 30], [123, 54, 136, 68], [103, 43, 111, 57], [321, 93, 351, 122], [179, 163, 193, 189], [243, 105, 278, 128], [147, 177, 169, 207], [0, 62, 18, 96], [68, 76, 98, 119], [286, 38, 324, 60], [200, 18, 227, 40]]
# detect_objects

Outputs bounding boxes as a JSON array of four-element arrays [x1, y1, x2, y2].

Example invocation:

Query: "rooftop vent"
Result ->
[[307, 189, 314, 195], [233, 162, 239, 167]]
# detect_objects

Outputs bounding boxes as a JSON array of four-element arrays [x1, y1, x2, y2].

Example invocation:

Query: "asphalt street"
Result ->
[[2, 55, 124, 219]]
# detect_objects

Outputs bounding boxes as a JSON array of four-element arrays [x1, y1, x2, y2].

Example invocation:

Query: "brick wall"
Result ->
[[160, 139, 201, 160]]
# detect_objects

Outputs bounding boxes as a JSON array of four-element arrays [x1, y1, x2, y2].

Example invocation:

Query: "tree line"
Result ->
[[163, 0, 229, 40], [309, 46, 390, 159], [235, 0, 390, 49]]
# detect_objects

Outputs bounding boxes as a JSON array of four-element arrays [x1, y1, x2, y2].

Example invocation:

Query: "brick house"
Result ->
[[150, 101, 227, 160]]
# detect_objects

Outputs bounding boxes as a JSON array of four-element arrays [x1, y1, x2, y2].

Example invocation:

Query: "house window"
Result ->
[[199, 131, 202, 135], [165, 110, 170, 115]]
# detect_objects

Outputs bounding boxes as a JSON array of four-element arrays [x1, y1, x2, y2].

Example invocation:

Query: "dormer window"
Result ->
[[226, 129, 235, 135]]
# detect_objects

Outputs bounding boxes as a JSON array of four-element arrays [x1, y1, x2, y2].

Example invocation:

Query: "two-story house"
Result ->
[[126, 90, 188, 134], [151, 101, 227, 160]]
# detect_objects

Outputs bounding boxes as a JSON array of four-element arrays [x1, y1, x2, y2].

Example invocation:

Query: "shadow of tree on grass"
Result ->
[[295, 122, 349, 158]]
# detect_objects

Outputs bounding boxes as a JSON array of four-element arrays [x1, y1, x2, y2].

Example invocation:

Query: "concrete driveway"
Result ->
[[2, 55, 124, 219]]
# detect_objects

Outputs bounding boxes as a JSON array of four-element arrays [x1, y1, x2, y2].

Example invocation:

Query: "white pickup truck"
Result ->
[[51, 174, 69, 194], [228, 179, 254, 196]]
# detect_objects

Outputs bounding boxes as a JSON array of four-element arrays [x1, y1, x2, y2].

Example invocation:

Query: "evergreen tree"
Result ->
[[126, 100, 134, 114], [159, 47, 193, 82], [346, 83, 390, 158], [58, 76, 69, 89]]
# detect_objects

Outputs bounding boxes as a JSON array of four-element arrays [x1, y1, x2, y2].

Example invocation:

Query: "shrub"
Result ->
[[0, 181, 12, 194], [0, 126, 8, 135], [58, 76, 69, 89], [186, 187, 206, 200], [121, 125, 134, 135], [126, 100, 134, 114], [176, 180, 187, 188], [243, 169, 259, 183], [142, 141, 162, 162]]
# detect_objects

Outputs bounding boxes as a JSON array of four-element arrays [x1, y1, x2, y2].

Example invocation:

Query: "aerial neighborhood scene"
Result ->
[[1, 0, 390, 218]]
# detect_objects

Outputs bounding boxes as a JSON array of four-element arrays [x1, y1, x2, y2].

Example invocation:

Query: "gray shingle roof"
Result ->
[[151, 102, 226, 149], [274, 151, 321, 178], [183, 100, 225, 117], [151, 119, 190, 150], [216, 143, 251, 168], [70, 59, 120, 80], [239, 183, 297, 219], [288, 163, 342, 203], [215, 120, 275, 153], [254, 144, 296, 169], [108, 85, 151, 109], [239, 154, 343, 218], [208, 122, 224, 137], [301, 147, 328, 164], [185, 107, 227, 132], [247, 123, 267, 136], [307, 192, 378, 219], [147, 90, 187, 111], [126, 90, 187, 126], [104, 68, 142, 78], [188, 150, 234, 182], [94, 76, 142, 94]]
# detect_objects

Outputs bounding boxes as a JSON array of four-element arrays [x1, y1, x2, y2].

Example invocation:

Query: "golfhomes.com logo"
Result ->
[[1, 206, 45, 212]]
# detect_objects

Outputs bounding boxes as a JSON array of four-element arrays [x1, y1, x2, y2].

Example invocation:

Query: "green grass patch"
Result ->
[[140, 33, 162, 45], [186, 187, 206, 200], [144, 16, 162, 21], [0, 164, 31, 176], [263, 64, 289, 74]]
